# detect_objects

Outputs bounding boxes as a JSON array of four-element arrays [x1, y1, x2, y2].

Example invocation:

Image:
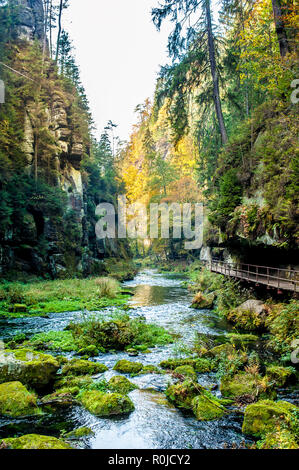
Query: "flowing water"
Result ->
[[0, 270, 252, 449]]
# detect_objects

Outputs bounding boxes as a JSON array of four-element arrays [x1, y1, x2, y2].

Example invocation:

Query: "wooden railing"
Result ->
[[202, 259, 299, 293]]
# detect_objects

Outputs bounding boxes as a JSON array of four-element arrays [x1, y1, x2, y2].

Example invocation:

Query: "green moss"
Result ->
[[208, 344, 235, 359], [28, 331, 78, 352], [220, 372, 269, 399], [165, 380, 203, 410], [0, 382, 40, 417], [0, 349, 59, 389], [12, 304, 28, 313], [64, 427, 94, 439], [257, 428, 298, 449], [137, 365, 160, 374], [242, 400, 297, 437], [194, 358, 215, 373], [266, 366, 295, 387], [192, 392, 226, 421], [79, 390, 135, 416], [227, 334, 259, 348], [0, 277, 130, 319], [61, 359, 108, 376], [227, 309, 264, 332], [174, 365, 197, 380], [160, 357, 214, 373], [78, 345, 100, 357], [0, 434, 72, 449], [108, 376, 138, 394], [113, 360, 143, 374], [54, 375, 93, 392]]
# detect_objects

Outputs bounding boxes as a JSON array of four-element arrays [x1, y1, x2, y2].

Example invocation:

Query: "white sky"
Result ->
[[64, 0, 173, 142]]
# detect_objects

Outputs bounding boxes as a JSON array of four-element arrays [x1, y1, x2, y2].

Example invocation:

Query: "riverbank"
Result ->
[[0, 259, 137, 319]]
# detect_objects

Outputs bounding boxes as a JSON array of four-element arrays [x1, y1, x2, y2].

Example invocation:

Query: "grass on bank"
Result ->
[[0, 277, 130, 318]]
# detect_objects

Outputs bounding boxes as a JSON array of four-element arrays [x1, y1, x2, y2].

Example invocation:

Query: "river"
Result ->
[[0, 269, 251, 449]]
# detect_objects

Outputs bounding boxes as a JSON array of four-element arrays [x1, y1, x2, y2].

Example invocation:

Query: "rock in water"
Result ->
[[242, 399, 297, 437], [79, 390, 135, 417], [0, 349, 59, 389], [0, 381, 40, 417]]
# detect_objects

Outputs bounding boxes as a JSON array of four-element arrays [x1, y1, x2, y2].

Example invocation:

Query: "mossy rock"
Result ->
[[192, 392, 227, 421], [227, 300, 266, 332], [108, 376, 138, 394], [165, 380, 203, 410], [266, 366, 295, 388], [257, 428, 298, 449], [174, 365, 197, 380], [0, 434, 72, 449], [0, 381, 40, 418], [40, 391, 75, 407], [191, 292, 215, 309], [113, 360, 143, 374], [61, 359, 108, 376], [54, 375, 93, 392], [79, 390, 135, 416], [0, 349, 59, 389], [64, 427, 94, 439], [220, 372, 269, 399], [242, 399, 297, 437], [78, 345, 100, 357]]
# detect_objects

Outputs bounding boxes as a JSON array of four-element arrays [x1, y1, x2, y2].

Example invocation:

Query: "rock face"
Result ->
[[0, 1, 132, 279], [16, 0, 45, 41]]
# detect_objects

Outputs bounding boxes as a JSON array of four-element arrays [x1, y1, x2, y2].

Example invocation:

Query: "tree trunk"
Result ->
[[205, 0, 228, 145], [271, 0, 290, 57], [55, 0, 63, 63]]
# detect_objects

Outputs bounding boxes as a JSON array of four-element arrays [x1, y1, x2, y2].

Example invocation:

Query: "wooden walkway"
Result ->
[[203, 260, 299, 293]]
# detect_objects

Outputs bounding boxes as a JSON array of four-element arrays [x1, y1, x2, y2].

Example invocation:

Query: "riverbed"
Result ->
[[0, 270, 250, 449]]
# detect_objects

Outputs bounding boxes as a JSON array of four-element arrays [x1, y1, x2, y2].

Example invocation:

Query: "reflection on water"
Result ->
[[0, 269, 248, 449]]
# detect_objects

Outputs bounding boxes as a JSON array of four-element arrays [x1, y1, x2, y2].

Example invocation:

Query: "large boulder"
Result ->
[[242, 399, 297, 437], [227, 300, 267, 331], [0, 382, 40, 417], [191, 292, 215, 309], [0, 434, 72, 450], [0, 349, 59, 389], [79, 390, 135, 417]]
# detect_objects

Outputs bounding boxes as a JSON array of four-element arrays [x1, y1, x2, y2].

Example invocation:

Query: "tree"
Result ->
[[152, 0, 228, 144], [55, 0, 69, 63], [271, 0, 290, 57]]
